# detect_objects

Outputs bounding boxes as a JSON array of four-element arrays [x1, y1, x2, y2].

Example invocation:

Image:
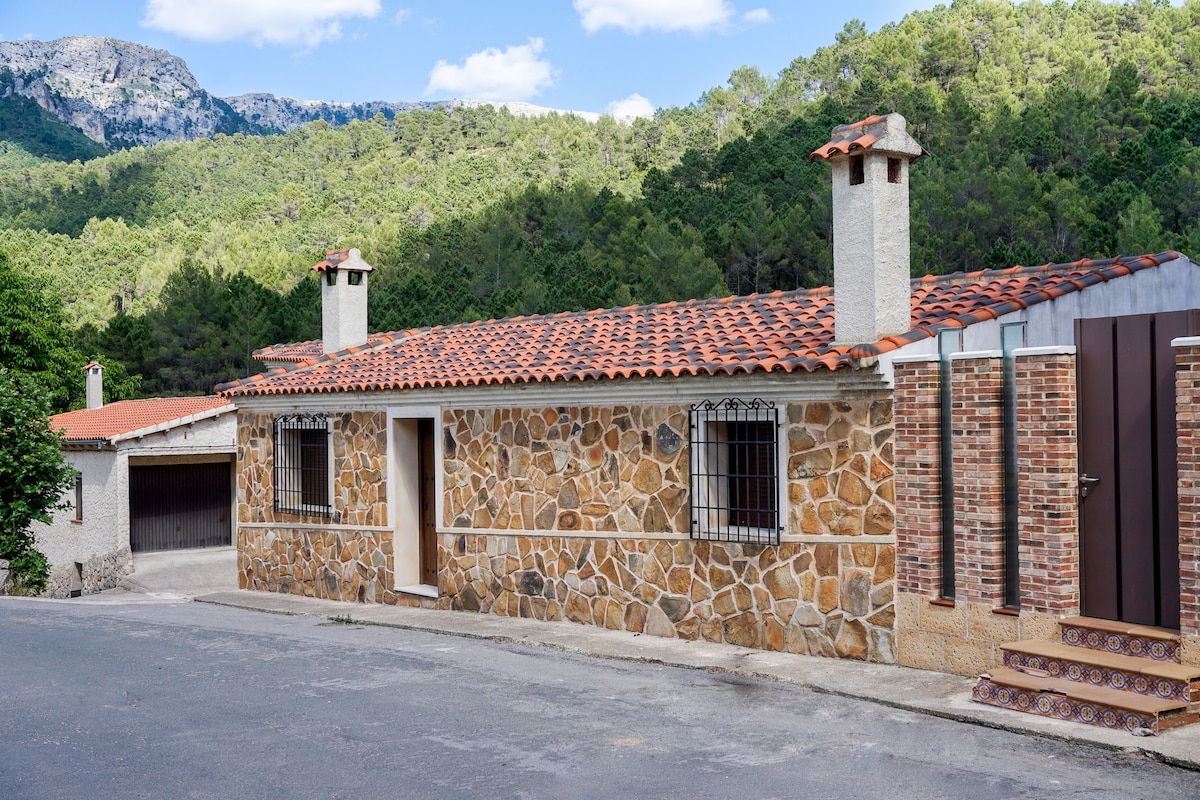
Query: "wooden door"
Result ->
[[418, 418, 438, 587], [1076, 310, 1198, 628]]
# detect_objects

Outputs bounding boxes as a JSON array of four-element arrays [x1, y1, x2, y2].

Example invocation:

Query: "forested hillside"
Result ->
[[3, 0, 1200, 398]]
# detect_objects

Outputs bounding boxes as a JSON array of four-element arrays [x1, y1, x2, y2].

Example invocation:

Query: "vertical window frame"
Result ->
[[273, 414, 332, 517], [73, 474, 83, 522], [688, 398, 781, 545]]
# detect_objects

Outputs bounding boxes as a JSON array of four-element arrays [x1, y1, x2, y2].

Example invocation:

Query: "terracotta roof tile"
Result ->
[[810, 114, 929, 162], [220, 252, 1185, 398], [311, 247, 375, 274], [52, 396, 234, 442]]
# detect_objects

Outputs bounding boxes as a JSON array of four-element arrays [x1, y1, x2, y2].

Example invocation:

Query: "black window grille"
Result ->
[[274, 414, 331, 516], [689, 398, 781, 545]]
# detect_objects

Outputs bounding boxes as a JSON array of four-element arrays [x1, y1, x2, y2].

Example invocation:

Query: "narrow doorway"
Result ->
[[418, 418, 437, 587]]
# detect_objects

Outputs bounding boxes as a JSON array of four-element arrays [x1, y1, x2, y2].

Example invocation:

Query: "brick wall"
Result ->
[[951, 356, 1005, 606], [894, 359, 941, 595], [894, 350, 1081, 675], [1015, 354, 1079, 615], [1177, 341, 1200, 638]]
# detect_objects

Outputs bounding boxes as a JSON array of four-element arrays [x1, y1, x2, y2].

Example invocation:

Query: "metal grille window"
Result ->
[[689, 399, 781, 545], [274, 414, 331, 516]]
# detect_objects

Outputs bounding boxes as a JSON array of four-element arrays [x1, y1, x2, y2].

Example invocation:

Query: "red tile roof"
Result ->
[[52, 396, 234, 443], [810, 114, 929, 161], [219, 252, 1185, 398], [256, 334, 390, 364]]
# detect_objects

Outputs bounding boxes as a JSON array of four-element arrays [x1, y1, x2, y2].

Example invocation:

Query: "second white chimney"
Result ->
[[314, 248, 374, 355], [811, 113, 927, 346], [85, 361, 104, 410]]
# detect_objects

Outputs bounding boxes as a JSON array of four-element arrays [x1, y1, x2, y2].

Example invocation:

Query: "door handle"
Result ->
[[1079, 474, 1100, 499]]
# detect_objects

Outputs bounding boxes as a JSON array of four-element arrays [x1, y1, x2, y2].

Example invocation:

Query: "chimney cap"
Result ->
[[85, 361, 104, 371], [312, 247, 375, 274], [810, 112, 929, 162]]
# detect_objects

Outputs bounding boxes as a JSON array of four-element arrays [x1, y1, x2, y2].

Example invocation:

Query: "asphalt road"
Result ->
[[2, 597, 1198, 800]]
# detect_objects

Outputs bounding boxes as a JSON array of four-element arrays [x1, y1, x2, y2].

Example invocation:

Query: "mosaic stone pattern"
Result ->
[[443, 400, 895, 539], [1003, 650, 1194, 703], [239, 527, 390, 603], [237, 410, 388, 527], [441, 534, 898, 662], [972, 678, 1165, 733], [1060, 622, 1181, 663]]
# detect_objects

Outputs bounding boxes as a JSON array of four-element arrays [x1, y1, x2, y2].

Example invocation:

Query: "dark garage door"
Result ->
[[129, 462, 232, 552]]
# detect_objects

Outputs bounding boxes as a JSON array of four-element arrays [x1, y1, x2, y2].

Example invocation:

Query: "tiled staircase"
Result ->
[[972, 616, 1200, 734]]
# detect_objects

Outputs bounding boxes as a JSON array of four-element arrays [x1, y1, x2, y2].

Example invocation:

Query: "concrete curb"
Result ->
[[194, 590, 1200, 772]]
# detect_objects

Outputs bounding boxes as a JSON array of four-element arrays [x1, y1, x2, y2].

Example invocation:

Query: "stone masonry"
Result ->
[[439, 400, 897, 662], [237, 410, 391, 601], [235, 397, 898, 662]]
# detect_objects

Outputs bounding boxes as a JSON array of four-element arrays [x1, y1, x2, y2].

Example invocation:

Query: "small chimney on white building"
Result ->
[[810, 113, 927, 346], [85, 361, 104, 410], [313, 248, 374, 355]]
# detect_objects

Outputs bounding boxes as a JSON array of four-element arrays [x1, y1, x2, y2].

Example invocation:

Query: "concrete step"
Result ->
[[1058, 616, 1181, 663], [1001, 640, 1200, 704], [974, 666, 1198, 734]]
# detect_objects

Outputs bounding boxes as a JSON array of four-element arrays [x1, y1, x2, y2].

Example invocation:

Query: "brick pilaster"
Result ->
[[893, 358, 942, 595], [952, 356, 1005, 606], [1015, 353, 1079, 615], [1176, 341, 1200, 636]]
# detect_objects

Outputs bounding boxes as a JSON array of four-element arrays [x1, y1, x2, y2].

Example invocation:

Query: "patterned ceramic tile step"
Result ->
[[1001, 640, 1200, 703], [1058, 616, 1181, 662], [973, 666, 1198, 734]]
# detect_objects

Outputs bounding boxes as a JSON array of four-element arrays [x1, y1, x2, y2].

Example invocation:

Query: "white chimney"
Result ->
[[85, 361, 104, 410], [811, 113, 927, 346], [314, 248, 374, 355]]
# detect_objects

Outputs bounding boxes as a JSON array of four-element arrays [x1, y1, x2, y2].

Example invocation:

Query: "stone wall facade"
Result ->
[[893, 352, 1081, 675], [237, 410, 390, 599], [235, 395, 898, 662], [438, 398, 897, 662], [440, 533, 896, 661]]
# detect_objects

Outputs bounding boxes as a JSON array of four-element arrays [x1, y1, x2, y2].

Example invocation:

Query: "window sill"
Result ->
[[396, 584, 438, 599]]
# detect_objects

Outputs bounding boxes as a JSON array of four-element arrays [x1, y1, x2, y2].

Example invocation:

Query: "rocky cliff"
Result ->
[[0, 37, 252, 147], [0, 36, 599, 151]]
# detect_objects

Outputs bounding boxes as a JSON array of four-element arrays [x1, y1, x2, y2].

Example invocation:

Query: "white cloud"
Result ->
[[425, 38, 556, 101], [742, 8, 772, 24], [141, 0, 381, 48], [605, 93, 655, 120], [574, 0, 734, 34], [393, 8, 412, 25]]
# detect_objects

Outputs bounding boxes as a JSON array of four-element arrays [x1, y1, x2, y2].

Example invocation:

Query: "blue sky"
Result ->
[[1, 1, 940, 115]]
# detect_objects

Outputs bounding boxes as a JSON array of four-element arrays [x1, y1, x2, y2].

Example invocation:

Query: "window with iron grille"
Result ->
[[689, 398, 781, 545], [274, 414, 331, 516]]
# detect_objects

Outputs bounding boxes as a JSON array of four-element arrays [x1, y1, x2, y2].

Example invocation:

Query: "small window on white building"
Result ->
[[849, 155, 865, 185], [73, 474, 83, 521], [274, 415, 332, 517], [689, 399, 781, 545]]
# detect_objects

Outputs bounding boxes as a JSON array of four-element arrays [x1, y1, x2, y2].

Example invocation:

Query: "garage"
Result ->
[[129, 461, 232, 552]]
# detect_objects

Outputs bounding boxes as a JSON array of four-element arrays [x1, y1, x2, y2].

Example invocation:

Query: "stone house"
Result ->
[[218, 114, 1200, 689], [34, 363, 236, 597]]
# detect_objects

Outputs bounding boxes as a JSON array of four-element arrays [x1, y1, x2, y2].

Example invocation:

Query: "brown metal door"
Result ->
[[418, 419, 438, 586], [129, 462, 232, 552], [1076, 310, 1198, 628]]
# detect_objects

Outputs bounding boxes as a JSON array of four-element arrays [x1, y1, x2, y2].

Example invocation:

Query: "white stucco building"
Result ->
[[36, 371, 237, 597]]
